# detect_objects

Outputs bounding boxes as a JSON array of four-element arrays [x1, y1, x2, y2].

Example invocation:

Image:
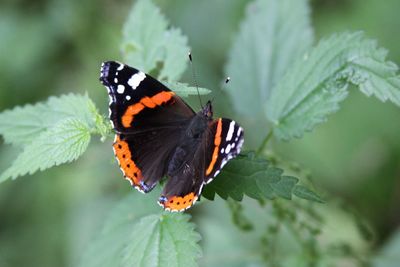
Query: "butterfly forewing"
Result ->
[[100, 61, 194, 133]]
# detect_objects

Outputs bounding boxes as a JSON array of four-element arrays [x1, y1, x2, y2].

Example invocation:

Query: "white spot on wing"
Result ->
[[114, 78, 118, 83], [128, 71, 146, 90], [117, 64, 124, 71], [226, 121, 235, 141], [237, 138, 244, 154], [237, 127, 242, 136], [225, 144, 231, 154], [117, 85, 125, 94], [126, 95, 131, 101]]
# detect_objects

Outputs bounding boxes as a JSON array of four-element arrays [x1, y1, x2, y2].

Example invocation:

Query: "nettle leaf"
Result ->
[[202, 153, 322, 203], [293, 185, 324, 203], [271, 176, 299, 200], [80, 193, 202, 267], [0, 93, 96, 146], [225, 0, 313, 146], [122, 0, 189, 81], [0, 118, 91, 182], [162, 81, 210, 97], [158, 28, 189, 81], [121, 214, 201, 267], [267, 32, 400, 140]]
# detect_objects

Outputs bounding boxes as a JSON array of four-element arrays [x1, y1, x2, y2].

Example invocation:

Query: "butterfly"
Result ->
[[100, 61, 244, 211]]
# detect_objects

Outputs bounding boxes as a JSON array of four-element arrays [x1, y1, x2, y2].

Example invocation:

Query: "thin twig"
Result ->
[[256, 129, 274, 156]]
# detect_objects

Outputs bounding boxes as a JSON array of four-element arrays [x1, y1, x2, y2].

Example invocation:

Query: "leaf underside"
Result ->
[[0, 94, 97, 183], [0, 93, 95, 146], [162, 81, 211, 97], [0, 118, 91, 183]]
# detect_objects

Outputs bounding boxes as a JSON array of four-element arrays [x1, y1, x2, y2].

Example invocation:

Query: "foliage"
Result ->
[[226, 0, 313, 116], [0, 118, 90, 182], [122, 0, 188, 81], [225, 0, 313, 147], [162, 81, 210, 97], [203, 153, 323, 203], [0, 94, 96, 146], [266, 32, 400, 140], [0, 94, 97, 182], [79, 191, 202, 267]]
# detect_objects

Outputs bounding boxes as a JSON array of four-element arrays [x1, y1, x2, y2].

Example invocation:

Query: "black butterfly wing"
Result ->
[[158, 118, 244, 211], [158, 134, 208, 211], [204, 118, 244, 184], [100, 61, 194, 133], [100, 61, 195, 193]]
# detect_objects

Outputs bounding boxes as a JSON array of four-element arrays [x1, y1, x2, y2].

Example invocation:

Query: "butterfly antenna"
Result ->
[[225, 76, 231, 85], [188, 51, 203, 108], [210, 76, 231, 104]]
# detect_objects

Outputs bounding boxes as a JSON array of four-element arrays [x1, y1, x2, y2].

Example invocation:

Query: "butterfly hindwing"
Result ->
[[158, 118, 244, 212], [158, 132, 208, 211], [204, 118, 244, 184]]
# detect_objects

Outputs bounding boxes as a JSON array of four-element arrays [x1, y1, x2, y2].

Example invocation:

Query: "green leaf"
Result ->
[[162, 81, 210, 97], [122, 0, 189, 81], [158, 28, 189, 81], [267, 32, 400, 140], [122, 214, 201, 267], [0, 93, 96, 146], [202, 153, 322, 203], [224, 0, 313, 146], [0, 118, 91, 182], [80, 193, 202, 267], [270, 176, 299, 200], [293, 185, 324, 203]]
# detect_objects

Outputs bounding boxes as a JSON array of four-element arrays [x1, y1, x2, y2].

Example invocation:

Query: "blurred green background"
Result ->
[[0, 0, 400, 266]]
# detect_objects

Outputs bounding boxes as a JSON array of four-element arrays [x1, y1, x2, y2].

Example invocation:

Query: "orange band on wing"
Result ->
[[113, 135, 143, 186], [206, 118, 222, 175], [121, 104, 145, 127], [121, 91, 175, 127], [161, 192, 197, 211]]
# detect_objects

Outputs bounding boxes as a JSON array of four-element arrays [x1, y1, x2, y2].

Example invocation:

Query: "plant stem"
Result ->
[[256, 129, 274, 156]]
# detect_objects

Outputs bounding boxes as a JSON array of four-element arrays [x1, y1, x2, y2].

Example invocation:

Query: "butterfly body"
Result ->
[[100, 61, 244, 211]]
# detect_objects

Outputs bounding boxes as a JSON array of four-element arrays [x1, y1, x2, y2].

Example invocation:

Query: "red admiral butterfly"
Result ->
[[100, 61, 244, 211]]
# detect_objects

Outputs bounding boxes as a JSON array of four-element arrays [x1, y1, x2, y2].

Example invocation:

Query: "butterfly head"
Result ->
[[202, 100, 213, 119]]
